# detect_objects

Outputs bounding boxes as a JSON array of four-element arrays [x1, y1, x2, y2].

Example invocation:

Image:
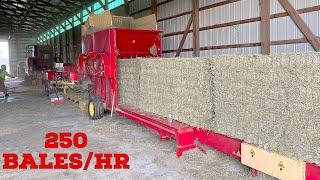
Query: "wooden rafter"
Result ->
[[278, 0, 320, 51], [176, 14, 193, 57], [192, 0, 200, 57], [261, 0, 270, 55], [151, 0, 157, 18], [124, 0, 130, 16]]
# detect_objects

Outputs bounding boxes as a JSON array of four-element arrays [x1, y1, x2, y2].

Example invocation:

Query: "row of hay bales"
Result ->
[[118, 52, 320, 164]]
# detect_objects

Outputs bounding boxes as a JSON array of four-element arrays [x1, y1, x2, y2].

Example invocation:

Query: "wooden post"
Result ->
[[278, 0, 320, 51], [176, 14, 193, 57], [261, 0, 270, 55], [192, 0, 200, 57], [124, 0, 130, 16], [151, 0, 158, 18]]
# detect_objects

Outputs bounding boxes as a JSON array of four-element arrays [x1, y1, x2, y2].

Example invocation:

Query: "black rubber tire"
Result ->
[[88, 96, 105, 120]]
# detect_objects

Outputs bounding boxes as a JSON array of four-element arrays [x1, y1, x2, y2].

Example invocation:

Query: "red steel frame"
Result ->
[[117, 106, 195, 157], [45, 64, 78, 82], [306, 163, 320, 180], [78, 28, 320, 179]]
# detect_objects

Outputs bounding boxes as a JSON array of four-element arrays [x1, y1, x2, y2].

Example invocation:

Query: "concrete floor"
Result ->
[[0, 80, 274, 180]]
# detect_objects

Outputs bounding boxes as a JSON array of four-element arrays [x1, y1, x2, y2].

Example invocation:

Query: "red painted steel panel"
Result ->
[[47, 71, 55, 81], [117, 106, 196, 157], [115, 28, 162, 58], [306, 163, 320, 180], [195, 129, 243, 160], [93, 30, 111, 54], [63, 64, 78, 82], [82, 35, 93, 53], [91, 28, 162, 58]]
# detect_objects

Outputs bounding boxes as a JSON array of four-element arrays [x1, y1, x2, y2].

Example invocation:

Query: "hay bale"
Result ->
[[118, 59, 142, 108], [118, 58, 214, 127], [138, 58, 214, 127], [209, 52, 320, 163]]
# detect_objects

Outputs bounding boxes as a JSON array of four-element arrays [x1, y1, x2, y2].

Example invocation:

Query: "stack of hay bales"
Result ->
[[210, 52, 320, 163], [118, 52, 320, 163], [118, 58, 214, 127]]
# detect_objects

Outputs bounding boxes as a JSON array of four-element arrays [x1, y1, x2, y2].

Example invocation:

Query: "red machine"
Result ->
[[26, 45, 54, 75], [78, 28, 320, 179], [26, 45, 55, 86], [44, 63, 78, 96], [26, 45, 78, 83], [45, 63, 78, 82], [78, 28, 195, 156], [25, 45, 78, 96]]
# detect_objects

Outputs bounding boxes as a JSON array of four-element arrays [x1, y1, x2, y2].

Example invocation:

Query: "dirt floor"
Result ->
[[0, 80, 274, 180]]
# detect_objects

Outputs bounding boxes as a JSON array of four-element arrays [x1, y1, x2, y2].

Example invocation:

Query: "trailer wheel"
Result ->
[[88, 96, 104, 120]]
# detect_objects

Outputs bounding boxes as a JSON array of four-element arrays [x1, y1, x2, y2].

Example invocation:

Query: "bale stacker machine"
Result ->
[[76, 28, 320, 180]]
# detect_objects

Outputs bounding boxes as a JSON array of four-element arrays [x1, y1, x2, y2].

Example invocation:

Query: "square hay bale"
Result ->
[[118, 59, 142, 108], [138, 58, 214, 127], [118, 58, 214, 127], [209, 52, 320, 163]]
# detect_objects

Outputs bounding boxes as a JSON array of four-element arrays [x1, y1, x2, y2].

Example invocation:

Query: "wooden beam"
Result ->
[[176, 14, 193, 57], [151, 0, 158, 18], [124, 0, 130, 16], [278, 0, 320, 51], [261, 0, 270, 55], [192, 0, 200, 57]]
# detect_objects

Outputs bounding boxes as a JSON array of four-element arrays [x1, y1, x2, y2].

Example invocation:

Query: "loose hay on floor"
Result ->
[[118, 52, 320, 164]]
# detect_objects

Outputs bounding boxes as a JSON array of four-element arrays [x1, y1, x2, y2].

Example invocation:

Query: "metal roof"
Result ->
[[0, 0, 94, 36]]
